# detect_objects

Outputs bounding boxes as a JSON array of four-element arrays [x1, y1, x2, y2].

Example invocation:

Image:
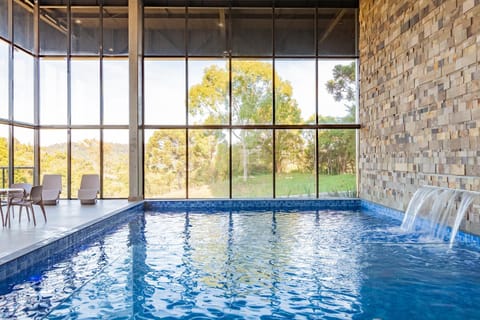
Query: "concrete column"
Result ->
[[128, 0, 144, 201]]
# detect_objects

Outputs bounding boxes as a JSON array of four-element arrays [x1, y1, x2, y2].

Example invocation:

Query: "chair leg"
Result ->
[[29, 205, 36, 226], [39, 204, 47, 223], [0, 206, 4, 227], [6, 203, 11, 228]]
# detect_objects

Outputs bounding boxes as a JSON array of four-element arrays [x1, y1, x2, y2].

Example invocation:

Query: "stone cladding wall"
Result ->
[[359, 0, 480, 233]]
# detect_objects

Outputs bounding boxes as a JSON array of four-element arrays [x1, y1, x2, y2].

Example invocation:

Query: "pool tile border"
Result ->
[[144, 198, 361, 211]]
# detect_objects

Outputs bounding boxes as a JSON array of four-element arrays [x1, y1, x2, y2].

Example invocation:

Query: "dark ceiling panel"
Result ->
[[144, 0, 358, 8]]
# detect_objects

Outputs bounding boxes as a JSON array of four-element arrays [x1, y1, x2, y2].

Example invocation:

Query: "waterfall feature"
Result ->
[[401, 186, 478, 246]]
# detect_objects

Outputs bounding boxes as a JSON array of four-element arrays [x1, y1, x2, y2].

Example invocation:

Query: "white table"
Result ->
[[0, 188, 26, 227]]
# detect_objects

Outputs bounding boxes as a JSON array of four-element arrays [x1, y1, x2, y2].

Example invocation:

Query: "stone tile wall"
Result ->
[[359, 0, 480, 233]]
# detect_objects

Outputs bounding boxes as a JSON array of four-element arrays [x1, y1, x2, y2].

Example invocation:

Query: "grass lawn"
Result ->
[[209, 173, 356, 198]]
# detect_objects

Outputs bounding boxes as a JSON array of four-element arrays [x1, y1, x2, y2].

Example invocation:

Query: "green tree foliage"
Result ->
[[189, 61, 303, 182], [325, 61, 356, 122], [319, 61, 357, 175], [145, 129, 186, 197]]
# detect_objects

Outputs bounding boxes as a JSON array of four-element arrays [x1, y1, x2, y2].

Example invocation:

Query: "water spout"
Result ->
[[401, 186, 479, 247]]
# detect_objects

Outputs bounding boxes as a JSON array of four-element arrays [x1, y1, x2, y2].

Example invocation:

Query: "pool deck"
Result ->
[[0, 199, 135, 265]]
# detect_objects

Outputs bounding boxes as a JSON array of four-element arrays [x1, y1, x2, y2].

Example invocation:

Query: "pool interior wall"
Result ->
[[1, 198, 480, 283]]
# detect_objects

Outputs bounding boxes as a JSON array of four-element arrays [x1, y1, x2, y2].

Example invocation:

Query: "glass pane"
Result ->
[[188, 129, 229, 198], [13, 0, 34, 52], [103, 129, 128, 198], [39, 6, 68, 55], [0, 0, 8, 39], [188, 59, 228, 125], [13, 126, 34, 184], [71, 58, 100, 125], [232, 129, 272, 198], [0, 124, 9, 188], [144, 7, 185, 56], [275, 129, 315, 198], [71, 7, 100, 55], [318, 129, 356, 197], [188, 8, 227, 56], [40, 58, 68, 124], [0, 40, 8, 119], [40, 129, 67, 195], [318, 60, 357, 123], [144, 129, 186, 198], [103, 58, 128, 125], [71, 129, 100, 197], [275, 8, 315, 56], [13, 49, 34, 123], [103, 7, 128, 56], [232, 59, 272, 125], [144, 59, 185, 125], [231, 8, 272, 56], [274, 59, 315, 124], [318, 8, 357, 56]]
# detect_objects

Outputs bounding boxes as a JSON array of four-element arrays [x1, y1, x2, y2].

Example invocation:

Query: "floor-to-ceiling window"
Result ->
[[38, 1, 129, 198], [143, 2, 359, 199], [1, 0, 358, 200]]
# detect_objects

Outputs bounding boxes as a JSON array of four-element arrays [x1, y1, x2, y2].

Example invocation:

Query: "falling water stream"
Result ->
[[401, 186, 478, 247]]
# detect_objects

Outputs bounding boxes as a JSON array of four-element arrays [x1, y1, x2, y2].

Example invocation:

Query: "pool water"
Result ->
[[2, 209, 480, 319]]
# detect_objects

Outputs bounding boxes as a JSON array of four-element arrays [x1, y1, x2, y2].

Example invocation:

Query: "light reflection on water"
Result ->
[[1, 210, 480, 319]]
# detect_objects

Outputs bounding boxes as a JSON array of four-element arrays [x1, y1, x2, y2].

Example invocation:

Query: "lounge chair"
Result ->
[[78, 174, 100, 205], [42, 174, 62, 205]]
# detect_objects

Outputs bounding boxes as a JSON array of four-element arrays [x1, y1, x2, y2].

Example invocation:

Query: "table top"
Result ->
[[0, 188, 25, 193]]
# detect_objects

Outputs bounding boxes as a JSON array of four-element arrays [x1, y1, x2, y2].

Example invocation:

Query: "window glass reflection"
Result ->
[[318, 129, 356, 197], [144, 59, 186, 125], [39, 6, 68, 55], [275, 129, 315, 198], [275, 59, 315, 124], [40, 129, 67, 195], [40, 58, 68, 125], [318, 8, 357, 56], [188, 129, 229, 198], [71, 6, 100, 55], [13, 48, 34, 124], [188, 59, 229, 125], [103, 7, 128, 56], [103, 58, 128, 125], [232, 129, 272, 198], [231, 8, 272, 56], [0, 0, 8, 39], [231, 59, 272, 125], [13, 0, 34, 52], [71, 58, 100, 125], [0, 40, 8, 119], [103, 129, 129, 198], [144, 129, 186, 198], [71, 129, 100, 197], [144, 7, 185, 56], [13, 126, 34, 184], [0, 124, 9, 188], [275, 8, 315, 56], [318, 59, 357, 123], [188, 8, 227, 56]]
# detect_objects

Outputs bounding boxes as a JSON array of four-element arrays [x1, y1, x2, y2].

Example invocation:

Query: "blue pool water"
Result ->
[[2, 207, 480, 319]]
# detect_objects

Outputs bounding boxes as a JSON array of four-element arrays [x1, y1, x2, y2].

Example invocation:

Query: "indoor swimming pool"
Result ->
[[1, 200, 480, 319]]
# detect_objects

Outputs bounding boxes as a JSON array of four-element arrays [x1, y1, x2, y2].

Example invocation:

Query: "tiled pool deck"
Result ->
[[0, 200, 133, 265]]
